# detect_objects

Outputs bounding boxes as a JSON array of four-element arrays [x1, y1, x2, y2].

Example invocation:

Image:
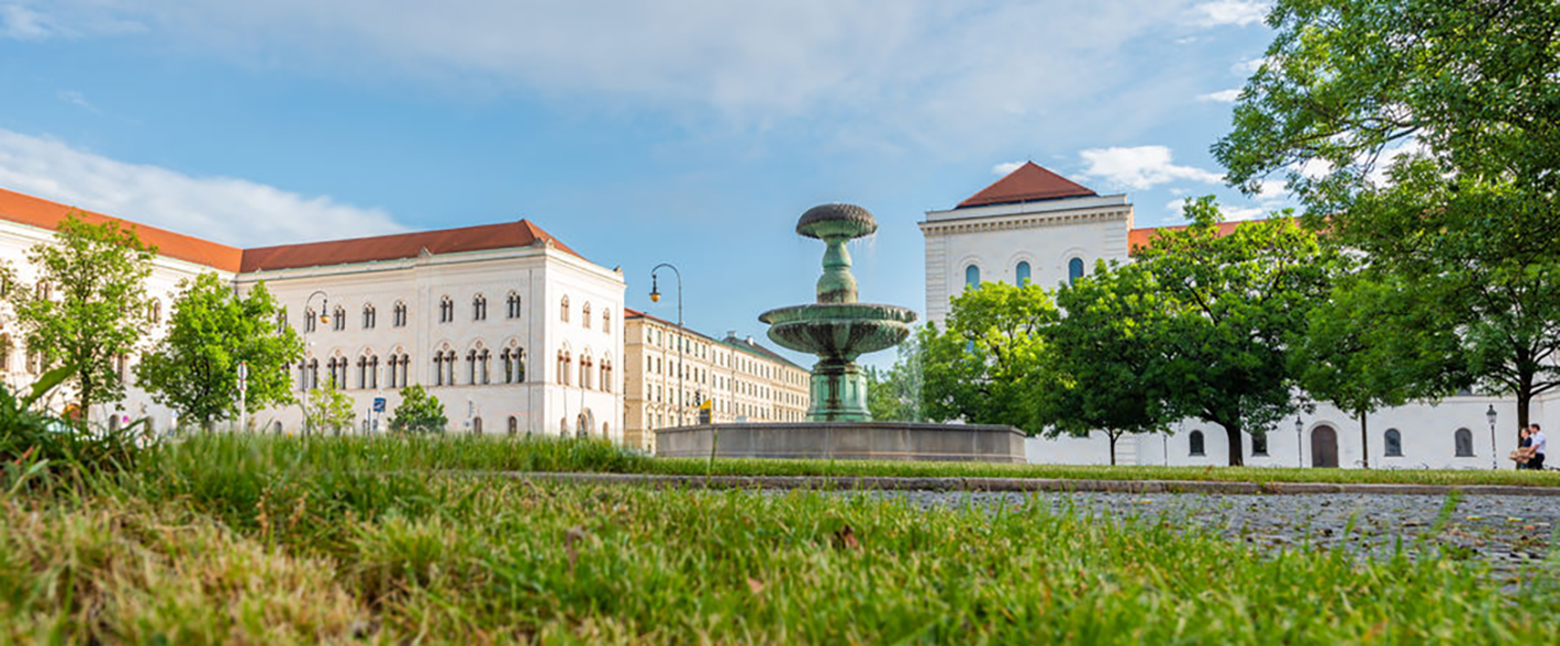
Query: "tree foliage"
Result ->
[[135, 274, 303, 431], [865, 338, 924, 423], [388, 384, 448, 434], [1216, 0, 1560, 432], [917, 281, 1056, 433], [8, 212, 154, 418], [303, 383, 356, 435]]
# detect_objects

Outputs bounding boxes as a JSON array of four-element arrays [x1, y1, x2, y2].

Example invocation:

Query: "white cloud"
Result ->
[[57, 90, 98, 113], [1078, 145, 1223, 190], [1198, 88, 1241, 103], [1191, 1, 1269, 27], [1165, 197, 1265, 221], [992, 161, 1024, 176], [11, 1, 1204, 153], [0, 1, 143, 40], [0, 129, 405, 247], [0, 4, 53, 39], [1233, 57, 1269, 75]]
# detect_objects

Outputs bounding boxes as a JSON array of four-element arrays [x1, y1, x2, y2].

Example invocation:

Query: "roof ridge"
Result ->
[[956, 161, 1096, 209]]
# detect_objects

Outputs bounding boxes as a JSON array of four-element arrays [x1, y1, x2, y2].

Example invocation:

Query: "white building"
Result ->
[[922, 162, 1543, 469], [0, 186, 624, 440]]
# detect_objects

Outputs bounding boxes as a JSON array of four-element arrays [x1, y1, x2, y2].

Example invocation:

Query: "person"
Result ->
[[1515, 426, 1533, 469], [1530, 423, 1547, 471]]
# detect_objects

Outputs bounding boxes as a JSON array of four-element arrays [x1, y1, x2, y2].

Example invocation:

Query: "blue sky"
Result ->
[[0, 0, 1285, 364]]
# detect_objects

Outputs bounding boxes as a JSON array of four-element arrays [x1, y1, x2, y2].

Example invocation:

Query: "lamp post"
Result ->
[[1486, 404, 1498, 470], [1295, 415, 1305, 468], [302, 290, 330, 436], [649, 263, 684, 427]]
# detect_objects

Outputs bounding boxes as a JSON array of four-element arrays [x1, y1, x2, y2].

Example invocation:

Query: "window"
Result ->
[[965, 264, 980, 289], [508, 415, 518, 436], [434, 353, 446, 386], [502, 347, 525, 384], [472, 417, 483, 435], [276, 309, 288, 334], [473, 295, 487, 321], [583, 303, 592, 328], [603, 309, 611, 334], [149, 299, 162, 324], [561, 296, 570, 323], [1454, 428, 1474, 457], [393, 302, 408, 327], [332, 307, 346, 331], [439, 297, 454, 323], [557, 350, 571, 385], [362, 304, 376, 329], [600, 360, 612, 393], [1015, 261, 1031, 286], [1189, 430, 1206, 456], [1384, 429, 1403, 457], [1068, 257, 1085, 284], [1251, 432, 1268, 456], [506, 292, 522, 319], [304, 309, 317, 333]]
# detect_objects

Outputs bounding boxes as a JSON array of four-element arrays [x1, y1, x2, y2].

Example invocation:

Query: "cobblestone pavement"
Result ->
[[886, 491, 1560, 575]]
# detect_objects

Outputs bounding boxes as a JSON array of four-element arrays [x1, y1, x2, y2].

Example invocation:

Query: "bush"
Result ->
[[387, 384, 447, 434]]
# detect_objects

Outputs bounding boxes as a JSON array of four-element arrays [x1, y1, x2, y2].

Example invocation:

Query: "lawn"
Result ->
[[1, 434, 1557, 644]]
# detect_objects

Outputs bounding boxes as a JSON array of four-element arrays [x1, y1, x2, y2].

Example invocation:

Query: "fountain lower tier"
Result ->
[[654, 422, 1027, 463], [759, 303, 916, 421]]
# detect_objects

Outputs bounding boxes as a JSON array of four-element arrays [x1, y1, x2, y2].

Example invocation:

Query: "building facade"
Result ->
[[623, 309, 809, 452], [0, 187, 625, 440], [922, 162, 1546, 469]]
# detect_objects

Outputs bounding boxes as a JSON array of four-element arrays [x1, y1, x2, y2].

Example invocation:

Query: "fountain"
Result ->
[[654, 203, 1025, 462]]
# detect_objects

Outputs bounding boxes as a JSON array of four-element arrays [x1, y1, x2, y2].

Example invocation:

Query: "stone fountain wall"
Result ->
[[656, 422, 1027, 463]]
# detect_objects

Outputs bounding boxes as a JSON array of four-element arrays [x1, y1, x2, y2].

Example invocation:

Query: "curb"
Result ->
[[491, 472, 1560, 497]]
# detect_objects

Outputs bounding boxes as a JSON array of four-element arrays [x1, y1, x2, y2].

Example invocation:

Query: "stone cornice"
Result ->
[[918, 207, 1131, 236]]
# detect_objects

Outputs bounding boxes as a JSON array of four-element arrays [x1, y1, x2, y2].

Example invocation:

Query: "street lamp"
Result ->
[[1295, 415, 1305, 468], [302, 290, 330, 436], [1486, 404, 1498, 470], [649, 264, 684, 426]]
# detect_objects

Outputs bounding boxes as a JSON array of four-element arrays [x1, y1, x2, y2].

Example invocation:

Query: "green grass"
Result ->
[[1, 434, 1557, 643]]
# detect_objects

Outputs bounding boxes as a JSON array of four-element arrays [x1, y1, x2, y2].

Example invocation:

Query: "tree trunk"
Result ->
[[1224, 420, 1244, 467], [1108, 432, 1118, 466], [1358, 408, 1369, 470]]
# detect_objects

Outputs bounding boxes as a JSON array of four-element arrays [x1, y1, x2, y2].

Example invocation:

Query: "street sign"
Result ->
[[373, 397, 387, 413]]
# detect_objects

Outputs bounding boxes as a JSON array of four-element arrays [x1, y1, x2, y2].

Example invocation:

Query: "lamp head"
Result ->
[[649, 274, 661, 303], [1294, 416, 1303, 432], [1486, 404, 1497, 425]]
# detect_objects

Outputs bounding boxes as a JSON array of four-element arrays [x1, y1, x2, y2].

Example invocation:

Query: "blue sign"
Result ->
[[373, 397, 387, 413]]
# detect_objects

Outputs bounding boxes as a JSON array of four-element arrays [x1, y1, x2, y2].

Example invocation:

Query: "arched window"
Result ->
[[332, 307, 346, 331], [362, 304, 376, 329], [478, 349, 491, 384], [439, 296, 454, 323], [1189, 430, 1206, 456], [472, 294, 487, 321], [502, 347, 525, 384], [1015, 261, 1031, 286], [1384, 429, 1403, 457], [1068, 257, 1085, 284], [561, 296, 570, 322], [275, 309, 288, 334], [433, 353, 446, 386], [603, 309, 611, 334], [393, 302, 408, 327], [964, 264, 981, 289], [1454, 428, 1474, 457], [506, 292, 522, 319], [1251, 432, 1268, 456], [304, 308, 317, 333], [466, 350, 478, 385], [600, 360, 612, 393], [472, 416, 483, 435], [557, 350, 571, 385], [149, 299, 162, 324], [583, 303, 592, 329], [508, 416, 518, 436]]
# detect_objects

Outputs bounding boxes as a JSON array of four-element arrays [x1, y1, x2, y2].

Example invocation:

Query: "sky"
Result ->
[[0, 0, 1287, 365]]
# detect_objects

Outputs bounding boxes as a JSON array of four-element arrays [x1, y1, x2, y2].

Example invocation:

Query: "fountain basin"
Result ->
[[656, 422, 1027, 463], [759, 303, 917, 360]]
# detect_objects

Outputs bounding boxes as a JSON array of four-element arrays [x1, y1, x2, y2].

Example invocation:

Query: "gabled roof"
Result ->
[[1128, 219, 1282, 252], [957, 161, 1096, 209], [239, 219, 583, 272], [0, 187, 245, 272], [721, 333, 806, 371]]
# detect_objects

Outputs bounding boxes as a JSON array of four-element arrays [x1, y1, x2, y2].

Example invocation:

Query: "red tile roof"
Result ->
[[239, 219, 584, 272], [1128, 218, 1300, 252], [0, 187, 245, 272], [957, 161, 1097, 209], [0, 185, 587, 273]]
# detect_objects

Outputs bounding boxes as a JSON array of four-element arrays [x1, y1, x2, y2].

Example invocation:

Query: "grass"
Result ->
[[1, 433, 1557, 644]]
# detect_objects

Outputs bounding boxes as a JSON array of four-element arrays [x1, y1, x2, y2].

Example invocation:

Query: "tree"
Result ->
[[865, 338, 925, 423], [135, 273, 303, 431], [918, 281, 1056, 432], [1215, 0, 1560, 433], [8, 211, 154, 419], [1293, 269, 1466, 468], [303, 382, 356, 435], [1129, 198, 1336, 466], [388, 384, 448, 434], [1041, 261, 1174, 465]]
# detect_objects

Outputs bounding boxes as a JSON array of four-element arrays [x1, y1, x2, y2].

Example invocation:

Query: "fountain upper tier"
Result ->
[[797, 203, 877, 241]]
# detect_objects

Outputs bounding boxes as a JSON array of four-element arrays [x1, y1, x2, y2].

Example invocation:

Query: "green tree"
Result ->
[[918, 281, 1056, 432], [865, 338, 924, 423], [388, 384, 448, 434], [9, 211, 154, 419], [303, 383, 356, 435], [134, 273, 303, 431], [1215, 0, 1560, 432], [1042, 261, 1174, 465], [1129, 198, 1335, 466], [1293, 270, 1466, 468]]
